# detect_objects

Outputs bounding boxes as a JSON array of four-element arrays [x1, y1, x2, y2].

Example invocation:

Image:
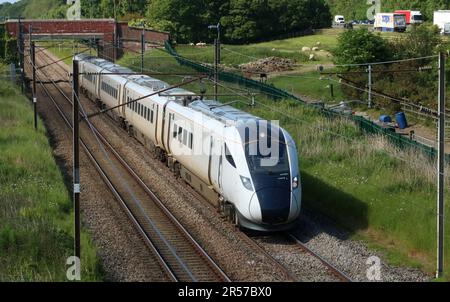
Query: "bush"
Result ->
[[333, 28, 392, 66]]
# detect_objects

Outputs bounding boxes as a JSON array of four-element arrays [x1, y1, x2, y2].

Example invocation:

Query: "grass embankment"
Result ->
[[116, 49, 449, 279], [176, 29, 345, 103], [0, 79, 103, 281]]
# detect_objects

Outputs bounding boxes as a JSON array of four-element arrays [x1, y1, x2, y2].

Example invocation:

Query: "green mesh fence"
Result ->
[[165, 41, 445, 162]]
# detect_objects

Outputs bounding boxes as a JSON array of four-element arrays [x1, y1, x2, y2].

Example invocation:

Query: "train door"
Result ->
[[209, 135, 223, 192], [119, 85, 125, 117], [221, 142, 239, 202]]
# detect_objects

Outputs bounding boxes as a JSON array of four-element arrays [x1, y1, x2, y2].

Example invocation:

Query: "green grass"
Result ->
[[267, 71, 345, 103], [0, 79, 103, 281], [175, 28, 340, 68]]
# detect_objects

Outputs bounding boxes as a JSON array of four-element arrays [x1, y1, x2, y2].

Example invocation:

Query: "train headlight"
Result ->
[[293, 176, 300, 189], [240, 176, 254, 191]]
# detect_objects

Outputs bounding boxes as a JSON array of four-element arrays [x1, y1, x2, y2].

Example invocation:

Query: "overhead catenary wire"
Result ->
[[320, 55, 439, 68], [207, 77, 441, 167]]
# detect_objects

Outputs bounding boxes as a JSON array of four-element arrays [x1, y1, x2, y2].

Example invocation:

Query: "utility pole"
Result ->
[[368, 64, 372, 108], [31, 41, 37, 131], [18, 18, 24, 93], [141, 29, 145, 73], [72, 59, 81, 262], [208, 23, 221, 101], [214, 38, 218, 101], [437, 51, 446, 279]]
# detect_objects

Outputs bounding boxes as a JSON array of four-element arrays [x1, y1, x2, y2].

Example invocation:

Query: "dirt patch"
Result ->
[[239, 56, 296, 73]]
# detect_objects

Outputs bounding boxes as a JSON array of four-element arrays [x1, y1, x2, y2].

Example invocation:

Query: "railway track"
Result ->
[[31, 48, 230, 282], [287, 233, 352, 282], [248, 233, 352, 282]]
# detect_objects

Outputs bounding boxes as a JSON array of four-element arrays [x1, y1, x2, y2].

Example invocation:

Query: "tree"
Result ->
[[221, 0, 330, 44], [333, 28, 392, 66], [146, 0, 210, 43]]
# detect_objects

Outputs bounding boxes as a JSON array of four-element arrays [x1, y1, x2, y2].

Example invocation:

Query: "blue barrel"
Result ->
[[379, 115, 392, 123], [395, 112, 408, 129]]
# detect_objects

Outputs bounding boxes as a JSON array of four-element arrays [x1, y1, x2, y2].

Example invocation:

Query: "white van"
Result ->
[[334, 15, 345, 24]]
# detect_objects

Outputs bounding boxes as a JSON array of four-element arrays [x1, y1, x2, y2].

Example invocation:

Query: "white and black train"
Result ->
[[74, 54, 302, 231]]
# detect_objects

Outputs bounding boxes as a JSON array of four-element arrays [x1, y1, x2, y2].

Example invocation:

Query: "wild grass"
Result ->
[[0, 79, 103, 281]]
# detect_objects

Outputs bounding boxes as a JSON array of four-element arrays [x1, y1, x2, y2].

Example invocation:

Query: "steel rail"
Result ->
[[288, 233, 353, 282]]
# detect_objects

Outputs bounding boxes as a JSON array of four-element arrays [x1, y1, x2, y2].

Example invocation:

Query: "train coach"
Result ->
[[74, 54, 302, 232]]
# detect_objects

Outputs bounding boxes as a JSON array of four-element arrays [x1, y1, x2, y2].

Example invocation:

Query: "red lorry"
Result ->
[[394, 10, 423, 25]]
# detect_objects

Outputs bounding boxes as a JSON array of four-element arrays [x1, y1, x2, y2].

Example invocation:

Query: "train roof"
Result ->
[[77, 55, 195, 97], [76, 55, 260, 123], [189, 100, 259, 125]]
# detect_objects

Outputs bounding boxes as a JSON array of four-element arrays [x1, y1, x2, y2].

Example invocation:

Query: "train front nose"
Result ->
[[250, 187, 292, 225]]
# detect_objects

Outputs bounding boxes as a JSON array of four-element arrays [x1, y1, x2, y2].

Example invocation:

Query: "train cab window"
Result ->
[[224, 144, 236, 168]]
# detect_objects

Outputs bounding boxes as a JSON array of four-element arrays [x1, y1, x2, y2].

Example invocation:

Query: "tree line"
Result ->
[[80, 0, 331, 44]]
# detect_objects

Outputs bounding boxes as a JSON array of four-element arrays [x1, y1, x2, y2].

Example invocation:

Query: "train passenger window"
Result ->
[[178, 127, 183, 142], [189, 133, 193, 149], [173, 124, 178, 138], [224, 144, 236, 168], [151, 110, 154, 123], [183, 130, 187, 146]]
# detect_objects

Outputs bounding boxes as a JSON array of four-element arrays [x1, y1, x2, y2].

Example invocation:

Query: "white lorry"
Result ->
[[374, 13, 407, 32], [433, 10, 450, 35]]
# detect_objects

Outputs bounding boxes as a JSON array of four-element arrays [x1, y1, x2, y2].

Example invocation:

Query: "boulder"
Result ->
[[309, 54, 315, 61], [312, 47, 319, 51], [301, 47, 311, 52]]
